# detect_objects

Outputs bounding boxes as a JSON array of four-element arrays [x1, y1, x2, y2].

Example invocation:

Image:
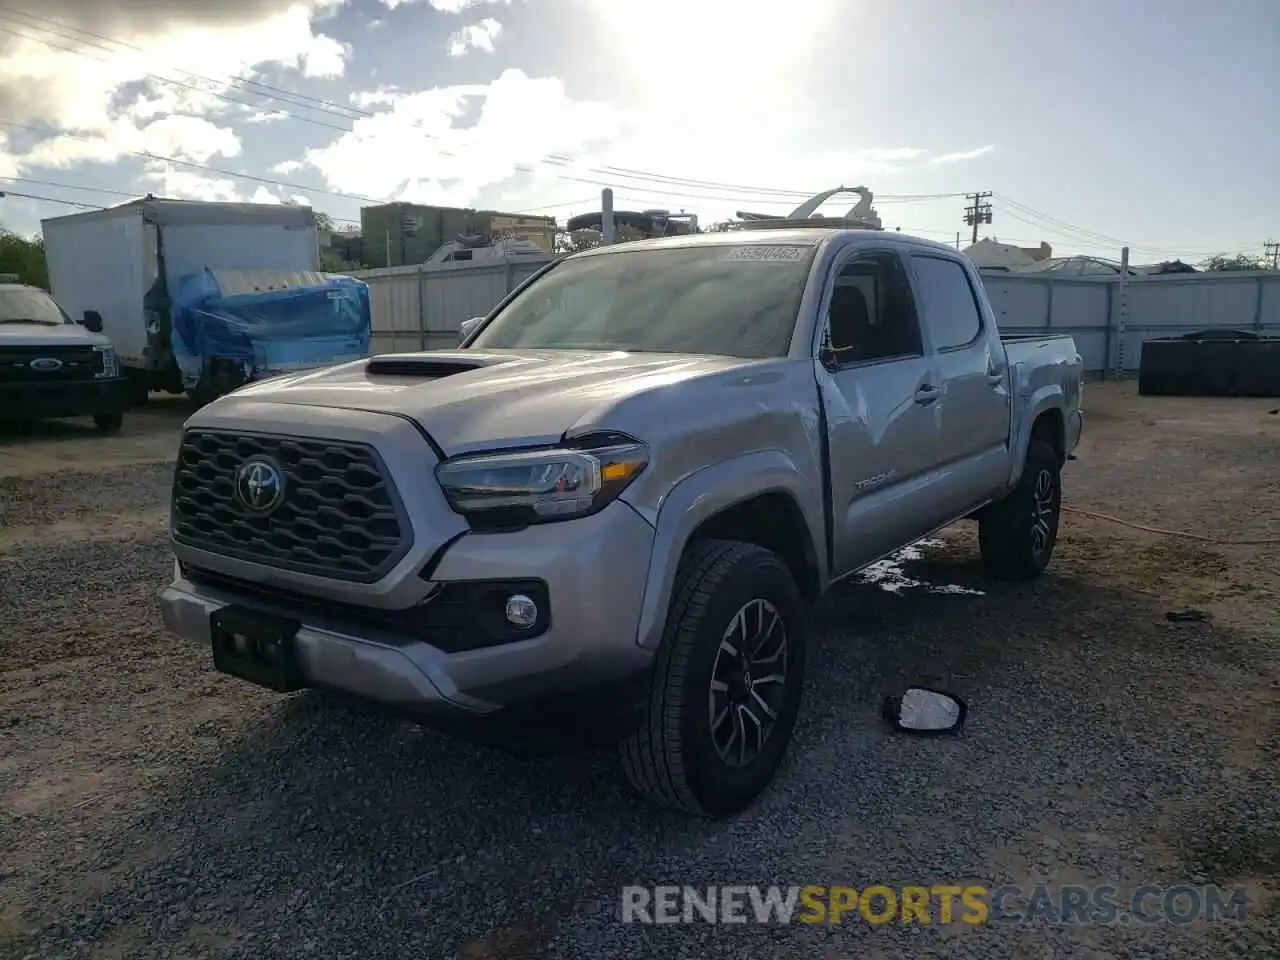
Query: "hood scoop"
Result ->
[[365, 352, 517, 379]]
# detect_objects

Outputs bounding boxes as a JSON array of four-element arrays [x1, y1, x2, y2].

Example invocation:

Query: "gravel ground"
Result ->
[[1, 384, 1277, 959]]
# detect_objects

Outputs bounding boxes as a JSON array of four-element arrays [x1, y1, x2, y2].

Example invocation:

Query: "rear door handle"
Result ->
[[914, 384, 940, 405]]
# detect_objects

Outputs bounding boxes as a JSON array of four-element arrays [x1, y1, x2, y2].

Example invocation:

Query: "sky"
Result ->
[[0, 0, 1275, 264]]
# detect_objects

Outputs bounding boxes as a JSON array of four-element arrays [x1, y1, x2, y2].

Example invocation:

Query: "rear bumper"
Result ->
[[0, 376, 128, 421]]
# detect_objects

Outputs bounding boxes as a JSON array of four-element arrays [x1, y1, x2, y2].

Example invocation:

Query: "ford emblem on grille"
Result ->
[[29, 357, 63, 371], [234, 458, 285, 513]]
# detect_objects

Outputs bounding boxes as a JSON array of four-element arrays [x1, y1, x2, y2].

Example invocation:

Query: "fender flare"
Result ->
[[630, 450, 824, 650], [1008, 385, 1066, 488]]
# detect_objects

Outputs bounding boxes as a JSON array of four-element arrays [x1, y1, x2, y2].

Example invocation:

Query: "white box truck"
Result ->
[[41, 199, 319, 404]]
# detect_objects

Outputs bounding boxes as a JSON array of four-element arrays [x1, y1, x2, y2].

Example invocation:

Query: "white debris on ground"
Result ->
[[856, 539, 987, 596]]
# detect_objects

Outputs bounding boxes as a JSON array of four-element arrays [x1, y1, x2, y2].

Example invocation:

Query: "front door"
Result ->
[[817, 250, 946, 577]]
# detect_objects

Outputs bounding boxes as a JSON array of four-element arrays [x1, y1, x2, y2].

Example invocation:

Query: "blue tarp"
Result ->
[[170, 269, 372, 382]]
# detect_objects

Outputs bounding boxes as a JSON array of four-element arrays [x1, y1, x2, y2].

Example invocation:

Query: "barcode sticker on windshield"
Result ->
[[723, 245, 807, 263]]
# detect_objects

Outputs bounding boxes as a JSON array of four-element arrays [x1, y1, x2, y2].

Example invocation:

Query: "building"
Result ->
[[359, 203, 556, 268], [962, 238, 1054, 270], [488, 213, 556, 253]]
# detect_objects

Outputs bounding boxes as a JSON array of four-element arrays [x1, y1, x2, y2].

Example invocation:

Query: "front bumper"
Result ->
[[0, 376, 128, 422], [159, 500, 658, 722]]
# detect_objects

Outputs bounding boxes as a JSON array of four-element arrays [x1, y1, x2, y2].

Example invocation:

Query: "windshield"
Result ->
[[470, 243, 816, 359], [0, 288, 72, 326]]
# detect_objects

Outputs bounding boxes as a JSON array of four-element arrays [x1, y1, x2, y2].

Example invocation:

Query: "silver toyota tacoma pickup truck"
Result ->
[[161, 226, 1082, 817]]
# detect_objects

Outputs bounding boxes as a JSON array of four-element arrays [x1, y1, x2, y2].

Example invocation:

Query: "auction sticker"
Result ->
[[723, 245, 808, 263]]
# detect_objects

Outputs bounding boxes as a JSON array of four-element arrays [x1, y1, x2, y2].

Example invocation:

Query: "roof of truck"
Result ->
[[41, 197, 316, 229], [573, 226, 963, 258]]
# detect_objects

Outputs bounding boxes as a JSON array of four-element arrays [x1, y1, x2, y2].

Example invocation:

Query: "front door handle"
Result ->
[[914, 384, 940, 405]]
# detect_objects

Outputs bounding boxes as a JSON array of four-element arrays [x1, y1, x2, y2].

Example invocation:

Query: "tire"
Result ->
[[93, 412, 123, 434], [125, 371, 150, 408], [979, 439, 1062, 581], [619, 539, 807, 817]]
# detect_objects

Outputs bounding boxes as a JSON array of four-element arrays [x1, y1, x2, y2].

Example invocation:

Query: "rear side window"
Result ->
[[910, 256, 983, 350]]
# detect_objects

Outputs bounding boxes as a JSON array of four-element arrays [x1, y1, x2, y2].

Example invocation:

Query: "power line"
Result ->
[[991, 193, 1259, 257], [991, 203, 1256, 260], [0, 119, 965, 222], [0, 7, 970, 205], [0, 188, 101, 209], [0, 6, 371, 122], [962, 191, 992, 245]]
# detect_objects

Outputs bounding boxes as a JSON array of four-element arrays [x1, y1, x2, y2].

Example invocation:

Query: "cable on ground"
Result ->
[[1062, 505, 1280, 546]]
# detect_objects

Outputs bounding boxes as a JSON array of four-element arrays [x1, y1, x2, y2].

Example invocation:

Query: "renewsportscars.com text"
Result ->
[[621, 884, 1251, 926]]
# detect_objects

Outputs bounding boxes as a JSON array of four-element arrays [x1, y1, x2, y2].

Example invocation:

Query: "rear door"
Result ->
[[817, 249, 948, 577], [907, 253, 1012, 518]]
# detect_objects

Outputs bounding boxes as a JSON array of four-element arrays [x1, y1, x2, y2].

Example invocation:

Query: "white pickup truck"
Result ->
[[161, 223, 1083, 817]]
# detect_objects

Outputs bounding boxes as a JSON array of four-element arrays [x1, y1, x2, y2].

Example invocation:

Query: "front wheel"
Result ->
[[979, 439, 1062, 581], [619, 539, 807, 817]]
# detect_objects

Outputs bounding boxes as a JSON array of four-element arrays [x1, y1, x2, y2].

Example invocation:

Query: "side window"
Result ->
[[910, 255, 983, 350], [825, 252, 923, 365]]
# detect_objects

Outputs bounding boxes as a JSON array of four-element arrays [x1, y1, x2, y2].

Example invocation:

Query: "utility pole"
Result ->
[[1265, 240, 1279, 270], [962, 192, 993, 245]]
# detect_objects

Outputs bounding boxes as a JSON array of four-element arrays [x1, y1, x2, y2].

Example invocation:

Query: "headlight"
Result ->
[[435, 440, 648, 526], [94, 346, 120, 378]]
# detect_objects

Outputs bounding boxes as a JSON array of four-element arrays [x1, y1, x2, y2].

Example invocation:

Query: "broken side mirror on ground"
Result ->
[[882, 687, 967, 735]]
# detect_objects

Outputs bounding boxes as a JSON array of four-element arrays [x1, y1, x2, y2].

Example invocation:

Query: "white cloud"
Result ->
[[141, 164, 242, 202], [301, 35, 352, 78], [430, 0, 517, 11], [380, 0, 518, 10], [930, 146, 995, 164], [0, 1, 349, 178], [273, 159, 306, 174], [248, 185, 284, 204], [299, 68, 621, 207], [448, 18, 502, 55], [242, 111, 292, 125], [17, 115, 241, 172]]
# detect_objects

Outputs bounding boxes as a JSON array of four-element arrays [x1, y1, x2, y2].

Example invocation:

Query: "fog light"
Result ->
[[504, 594, 538, 629]]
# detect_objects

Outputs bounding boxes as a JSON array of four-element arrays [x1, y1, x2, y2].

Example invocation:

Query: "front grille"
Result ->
[[0, 345, 98, 384], [172, 431, 411, 582]]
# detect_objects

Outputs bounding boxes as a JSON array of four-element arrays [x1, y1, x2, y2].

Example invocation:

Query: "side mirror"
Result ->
[[83, 310, 104, 333], [458, 316, 484, 344], [882, 687, 967, 735]]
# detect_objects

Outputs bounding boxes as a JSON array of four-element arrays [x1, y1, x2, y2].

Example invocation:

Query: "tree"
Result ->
[[0, 229, 49, 288], [553, 225, 647, 254], [314, 212, 336, 232], [320, 255, 365, 273], [1204, 254, 1265, 272]]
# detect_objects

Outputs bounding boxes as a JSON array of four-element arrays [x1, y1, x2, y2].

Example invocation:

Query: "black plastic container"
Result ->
[[1137, 330, 1280, 397]]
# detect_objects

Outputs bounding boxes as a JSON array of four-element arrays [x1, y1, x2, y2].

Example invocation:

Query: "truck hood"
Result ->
[[215, 349, 760, 456], [0, 322, 111, 348]]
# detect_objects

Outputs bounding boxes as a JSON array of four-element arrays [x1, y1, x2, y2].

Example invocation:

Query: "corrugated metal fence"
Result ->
[[983, 270, 1280, 374], [352, 258, 1280, 375], [354, 256, 554, 355]]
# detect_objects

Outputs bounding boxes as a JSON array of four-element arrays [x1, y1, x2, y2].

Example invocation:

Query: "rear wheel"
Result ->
[[979, 439, 1062, 580], [619, 539, 807, 817]]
